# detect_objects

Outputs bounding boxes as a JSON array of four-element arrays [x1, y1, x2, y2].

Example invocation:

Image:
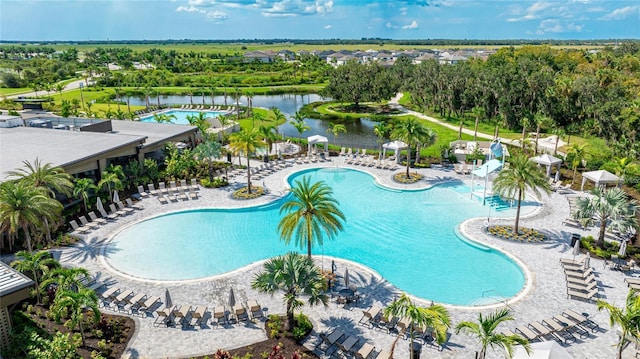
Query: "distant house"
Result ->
[[413, 53, 438, 64], [438, 52, 468, 65], [277, 50, 296, 61], [243, 50, 276, 63]]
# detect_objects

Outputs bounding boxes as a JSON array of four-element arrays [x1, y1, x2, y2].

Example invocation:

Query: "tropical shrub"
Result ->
[[292, 313, 313, 341]]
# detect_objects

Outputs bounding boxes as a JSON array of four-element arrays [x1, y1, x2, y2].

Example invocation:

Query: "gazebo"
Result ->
[[307, 135, 328, 155], [531, 153, 562, 177], [382, 140, 408, 164], [581, 170, 620, 191]]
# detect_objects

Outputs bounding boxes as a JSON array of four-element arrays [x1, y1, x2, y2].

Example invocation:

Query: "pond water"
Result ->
[[128, 94, 381, 148]]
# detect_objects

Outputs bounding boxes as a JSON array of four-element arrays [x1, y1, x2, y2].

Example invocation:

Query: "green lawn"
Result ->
[[0, 87, 31, 96]]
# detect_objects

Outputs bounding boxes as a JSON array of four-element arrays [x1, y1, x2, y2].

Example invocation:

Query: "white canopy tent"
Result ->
[[382, 140, 408, 164], [581, 169, 620, 191], [513, 341, 573, 359], [307, 135, 328, 154], [531, 153, 562, 177]]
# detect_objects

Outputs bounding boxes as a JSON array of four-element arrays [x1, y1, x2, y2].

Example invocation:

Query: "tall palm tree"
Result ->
[[373, 122, 390, 155], [289, 112, 310, 144], [471, 106, 485, 142], [270, 107, 286, 125], [9, 158, 73, 244], [566, 143, 588, 185], [326, 122, 347, 147], [251, 252, 328, 330], [532, 113, 551, 155], [97, 171, 122, 199], [391, 118, 436, 177], [258, 125, 278, 156], [520, 117, 530, 150], [384, 293, 451, 359], [186, 112, 210, 135], [52, 287, 101, 346], [40, 266, 90, 301], [612, 157, 640, 184], [278, 176, 346, 258], [11, 250, 60, 304], [597, 290, 640, 359], [455, 309, 530, 359], [153, 113, 176, 124], [194, 135, 222, 182], [0, 182, 62, 253], [228, 128, 265, 194], [493, 154, 552, 234], [573, 187, 639, 248], [73, 178, 97, 213]]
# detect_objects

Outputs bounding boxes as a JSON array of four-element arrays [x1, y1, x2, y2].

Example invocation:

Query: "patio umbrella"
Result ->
[[513, 341, 573, 359], [331, 260, 337, 274], [344, 268, 350, 288], [164, 288, 172, 309], [619, 240, 628, 258], [584, 252, 591, 269], [572, 239, 580, 261], [112, 190, 120, 204], [228, 288, 236, 307], [96, 198, 105, 214], [555, 170, 560, 183]]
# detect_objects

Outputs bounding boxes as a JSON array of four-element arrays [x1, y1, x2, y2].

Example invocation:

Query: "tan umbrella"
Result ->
[[96, 198, 105, 214], [344, 268, 349, 288], [228, 288, 236, 307]]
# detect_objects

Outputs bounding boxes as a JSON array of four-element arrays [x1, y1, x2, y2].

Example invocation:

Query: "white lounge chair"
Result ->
[[88, 211, 107, 225], [79, 215, 99, 230], [69, 220, 90, 234]]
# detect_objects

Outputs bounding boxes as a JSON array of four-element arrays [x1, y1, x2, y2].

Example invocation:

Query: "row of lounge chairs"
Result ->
[[178, 104, 235, 112], [316, 327, 380, 359], [138, 179, 200, 204], [453, 161, 482, 175], [358, 305, 444, 350], [504, 309, 598, 345], [339, 147, 367, 157], [346, 155, 399, 170], [100, 287, 162, 317], [69, 199, 143, 234], [248, 160, 294, 180], [133, 105, 166, 116], [154, 299, 265, 329], [560, 258, 600, 302]]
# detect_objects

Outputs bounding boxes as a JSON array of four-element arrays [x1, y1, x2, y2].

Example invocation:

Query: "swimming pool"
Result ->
[[105, 168, 527, 306], [139, 110, 223, 125]]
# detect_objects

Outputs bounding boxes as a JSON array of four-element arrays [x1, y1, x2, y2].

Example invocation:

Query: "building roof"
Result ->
[[0, 126, 146, 181], [109, 120, 197, 149], [0, 261, 34, 297]]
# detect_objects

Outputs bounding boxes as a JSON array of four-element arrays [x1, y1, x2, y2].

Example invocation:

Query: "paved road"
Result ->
[[6, 78, 89, 99]]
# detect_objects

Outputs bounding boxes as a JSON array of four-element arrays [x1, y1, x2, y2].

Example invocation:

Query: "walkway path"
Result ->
[[6, 78, 90, 99], [35, 157, 635, 358]]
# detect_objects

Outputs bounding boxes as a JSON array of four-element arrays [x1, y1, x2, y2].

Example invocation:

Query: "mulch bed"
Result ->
[[393, 172, 423, 184], [486, 225, 545, 243]]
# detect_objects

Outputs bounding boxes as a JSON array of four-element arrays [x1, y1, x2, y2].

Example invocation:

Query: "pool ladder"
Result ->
[[481, 289, 513, 310]]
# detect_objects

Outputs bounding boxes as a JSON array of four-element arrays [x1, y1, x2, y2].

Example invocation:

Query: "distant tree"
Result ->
[[323, 60, 396, 109], [326, 122, 347, 147], [11, 250, 59, 303]]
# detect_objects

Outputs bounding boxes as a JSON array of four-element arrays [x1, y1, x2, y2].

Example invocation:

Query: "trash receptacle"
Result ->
[[570, 233, 581, 247], [226, 152, 232, 163], [411, 342, 421, 359]]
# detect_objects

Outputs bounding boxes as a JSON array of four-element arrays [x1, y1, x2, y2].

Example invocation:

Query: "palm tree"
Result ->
[[597, 290, 640, 359], [194, 136, 222, 182], [326, 122, 347, 147], [40, 266, 90, 301], [0, 182, 62, 253], [520, 117, 530, 150], [455, 309, 530, 359], [186, 112, 211, 135], [228, 128, 265, 194], [384, 293, 451, 359], [278, 176, 346, 258], [73, 178, 97, 213], [493, 154, 552, 234], [373, 122, 390, 155], [289, 112, 310, 144], [258, 125, 278, 156], [532, 113, 551, 155], [471, 106, 485, 142], [153, 113, 176, 124], [251, 252, 328, 330], [612, 157, 640, 185], [11, 250, 60, 303], [9, 158, 73, 244], [270, 107, 286, 125], [52, 287, 101, 346], [97, 171, 122, 199], [391, 118, 436, 177], [566, 143, 588, 185], [573, 187, 640, 248]]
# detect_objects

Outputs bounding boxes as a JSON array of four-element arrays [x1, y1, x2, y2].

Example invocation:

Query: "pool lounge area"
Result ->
[[53, 158, 632, 358]]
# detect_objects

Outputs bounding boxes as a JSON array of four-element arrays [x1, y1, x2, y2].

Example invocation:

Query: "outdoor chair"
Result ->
[[125, 198, 143, 210], [79, 215, 99, 230], [98, 206, 118, 220], [116, 201, 135, 215], [109, 204, 127, 217], [69, 220, 90, 234], [88, 211, 107, 225], [137, 185, 149, 198]]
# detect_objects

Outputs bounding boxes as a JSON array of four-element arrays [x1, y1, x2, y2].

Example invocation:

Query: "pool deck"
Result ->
[[31, 157, 637, 358]]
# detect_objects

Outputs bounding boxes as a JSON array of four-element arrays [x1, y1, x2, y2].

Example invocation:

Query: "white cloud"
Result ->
[[324, 24, 332, 29], [507, 1, 553, 22], [536, 19, 563, 33], [600, 5, 639, 20], [386, 22, 398, 29], [176, 5, 205, 13], [177, 0, 334, 19], [206, 10, 228, 20], [399, 7, 407, 15], [402, 20, 419, 29]]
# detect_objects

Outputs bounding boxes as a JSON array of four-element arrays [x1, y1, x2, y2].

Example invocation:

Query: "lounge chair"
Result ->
[[109, 204, 127, 217], [98, 206, 118, 221], [166, 192, 178, 202], [358, 305, 382, 327], [232, 304, 249, 323], [320, 328, 345, 349], [339, 335, 359, 354], [136, 296, 161, 317], [339, 147, 346, 156], [125, 198, 143, 210], [87, 280, 106, 291], [552, 315, 590, 338], [69, 219, 91, 233], [169, 181, 179, 194], [515, 325, 541, 342], [567, 287, 599, 302], [566, 280, 598, 292], [171, 305, 192, 327], [562, 218, 583, 228], [542, 318, 577, 344], [527, 321, 554, 341], [158, 182, 168, 195], [154, 307, 172, 327], [125, 292, 147, 314], [356, 343, 375, 359], [79, 216, 99, 230], [112, 290, 134, 311], [100, 287, 121, 308], [116, 201, 135, 215], [88, 212, 107, 225], [562, 309, 599, 331], [189, 306, 207, 327], [180, 179, 188, 190], [158, 196, 169, 205], [177, 188, 188, 201], [376, 349, 391, 359], [564, 267, 594, 279], [625, 277, 640, 287], [211, 306, 227, 327], [148, 183, 158, 196], [560, 255, 586, 265], [246, 300, 264, 321], [137, 185, 149, 198], [565, 273, 597, 285], [188, 191, 198, 200]]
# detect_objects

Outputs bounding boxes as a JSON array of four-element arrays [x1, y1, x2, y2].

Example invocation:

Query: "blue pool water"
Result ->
[[139, 110, 223, 125], [105, 168, 526, 306]]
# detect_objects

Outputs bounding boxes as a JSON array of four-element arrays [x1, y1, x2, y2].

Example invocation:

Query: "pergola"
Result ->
[[307, 135, 328, 154], [581, 170, 620, 191], [531, 154, 562, 177], [382, 140, 408, 163]]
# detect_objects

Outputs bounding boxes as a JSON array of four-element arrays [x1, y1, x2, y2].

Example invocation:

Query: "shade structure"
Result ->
[[112, 190, 120, 204], [581, 170, 620, 191], [531, 154, 562, 176], [471, 159, 503, 178], [307, 135, 328, 154], [96, 198, 105, 214], [228, 288, 236, 307], [513, 341, 573, 359], [382, 140, 408, 163]]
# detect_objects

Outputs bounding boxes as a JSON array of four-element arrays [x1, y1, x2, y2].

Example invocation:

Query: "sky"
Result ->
[[0, 0, 638, 41]]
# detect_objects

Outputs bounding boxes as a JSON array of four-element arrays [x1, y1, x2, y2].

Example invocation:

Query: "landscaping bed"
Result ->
[[486, 225, 545, 243], [393, 172, 423, 184], [233, 185, 266, 199]]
